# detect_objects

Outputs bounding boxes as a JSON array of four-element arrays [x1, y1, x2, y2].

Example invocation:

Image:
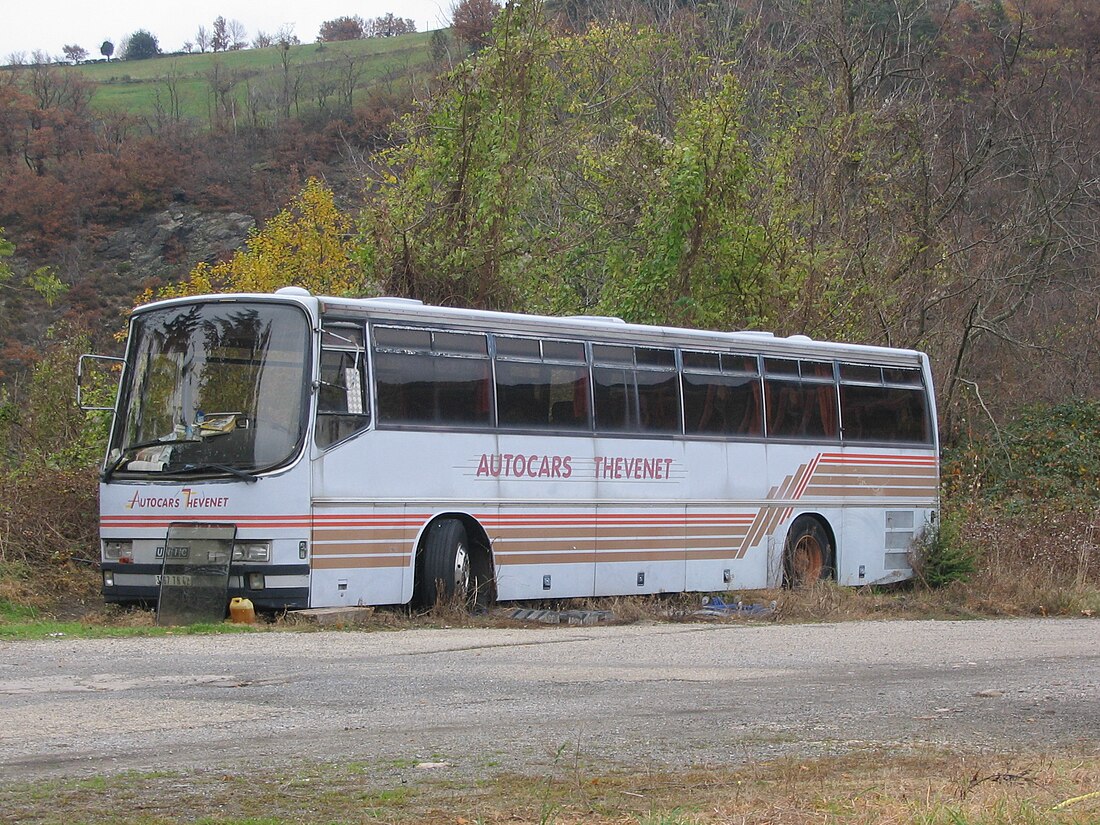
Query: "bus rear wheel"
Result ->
[[418, 519, 473, 608], [783, 517, 834, 588]]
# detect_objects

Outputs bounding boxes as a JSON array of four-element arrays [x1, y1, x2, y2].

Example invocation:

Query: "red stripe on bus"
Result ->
[[817, 453, 936, 465], [795, 455, 823, 500]]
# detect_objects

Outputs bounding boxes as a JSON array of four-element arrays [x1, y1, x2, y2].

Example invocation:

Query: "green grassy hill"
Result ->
[[72, 34, 436, 121]]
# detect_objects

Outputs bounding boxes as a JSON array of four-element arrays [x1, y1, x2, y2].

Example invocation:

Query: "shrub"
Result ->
[[0, 326, 106, 607], [910, 515, 978, 589], [944, 400, 1100, 504]]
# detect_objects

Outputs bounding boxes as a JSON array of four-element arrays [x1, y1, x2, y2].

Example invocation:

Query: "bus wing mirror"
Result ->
[[78, 353, 125, 412]]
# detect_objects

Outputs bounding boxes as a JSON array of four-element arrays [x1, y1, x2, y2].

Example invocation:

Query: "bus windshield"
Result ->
[[106, 302, 311, 478]]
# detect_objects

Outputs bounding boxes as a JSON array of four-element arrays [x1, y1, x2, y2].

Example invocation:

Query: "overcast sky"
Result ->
[[3, 0, 453, 61]]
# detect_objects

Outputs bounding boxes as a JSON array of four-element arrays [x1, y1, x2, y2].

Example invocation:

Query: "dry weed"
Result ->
[[5, 747, 1094, 824]]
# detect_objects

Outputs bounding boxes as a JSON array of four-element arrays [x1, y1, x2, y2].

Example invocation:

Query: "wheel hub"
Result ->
[[453, 542, 470, 598], [793, 534, 824, 584]]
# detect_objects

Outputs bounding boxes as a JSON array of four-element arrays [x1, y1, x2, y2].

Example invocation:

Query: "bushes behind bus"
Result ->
[[0, 327, 104, 608]]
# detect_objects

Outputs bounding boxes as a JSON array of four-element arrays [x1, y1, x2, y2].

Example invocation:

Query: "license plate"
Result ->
[[161, 574, 193, 586]]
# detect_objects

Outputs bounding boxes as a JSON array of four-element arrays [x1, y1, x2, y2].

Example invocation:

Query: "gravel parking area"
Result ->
[[1, 618, 1096, 782]]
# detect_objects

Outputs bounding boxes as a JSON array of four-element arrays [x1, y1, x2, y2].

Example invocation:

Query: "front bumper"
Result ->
[[101, 561, 311, 611]]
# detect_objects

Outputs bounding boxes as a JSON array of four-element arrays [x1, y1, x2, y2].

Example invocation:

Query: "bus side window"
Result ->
[[839, 363, 931, 444], [734, 378, 761, 435], [636, 347, 680, 434], [433, 355, 492, 425], [764, 359, 838, 440], [373, 327, 491, 428], [817, 384, 838, 438], [766, 380, 838, 439], [497, 361, 550, 427], [317, 323, 369, 448], [550, 400, 575, 426], [683, 351, 763, 438], [637, 370, 680, 433], [592, 366, 637, 432], [495, 336, 590, 432]]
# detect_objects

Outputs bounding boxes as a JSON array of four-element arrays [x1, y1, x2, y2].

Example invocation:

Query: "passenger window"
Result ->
[[494, 336, 590, 431], [636, 348, 680, 433], [593, 366, 637, 432], [317, 323, 369, 448], [683, 373, 762, 436], [839, 363, 930, 443], [682, 350, 762, 437], [764, 359, 838, 440], [590, 345, 680, 434], [765, 381, 838, 439], [373, 326, 491, 427]]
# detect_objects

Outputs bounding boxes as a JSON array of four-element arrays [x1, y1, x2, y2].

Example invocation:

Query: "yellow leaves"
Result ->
[[157, 178, 369, 301]]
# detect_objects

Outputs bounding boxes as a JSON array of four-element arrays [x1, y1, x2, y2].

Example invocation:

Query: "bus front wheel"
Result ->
[[783, 517, 834, 588], [418, 519, 472, 607]]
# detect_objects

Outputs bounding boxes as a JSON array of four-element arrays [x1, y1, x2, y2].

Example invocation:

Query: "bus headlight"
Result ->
[[103, 571, 115, 587], [232, 542, 271, 562], [103, 540, 132, 559]]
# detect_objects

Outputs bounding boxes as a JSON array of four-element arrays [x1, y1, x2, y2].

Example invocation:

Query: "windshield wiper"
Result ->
[[173, 463, 259, 483], [102, 437, 201, 482]]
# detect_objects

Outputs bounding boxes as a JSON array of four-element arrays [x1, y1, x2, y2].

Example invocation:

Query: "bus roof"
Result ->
[[136, 290, 929, 368]]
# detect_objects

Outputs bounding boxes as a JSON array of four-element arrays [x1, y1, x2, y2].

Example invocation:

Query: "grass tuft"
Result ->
[[2, 748, 1095, 824]]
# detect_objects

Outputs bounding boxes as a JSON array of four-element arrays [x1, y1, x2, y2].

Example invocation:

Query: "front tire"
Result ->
[[783, 516, 835, 588], [417, 519, 472, 607]]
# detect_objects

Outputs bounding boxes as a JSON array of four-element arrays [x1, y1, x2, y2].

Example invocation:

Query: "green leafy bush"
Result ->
[[0, 326, 105, 606], [944, 400, 1100, 503]]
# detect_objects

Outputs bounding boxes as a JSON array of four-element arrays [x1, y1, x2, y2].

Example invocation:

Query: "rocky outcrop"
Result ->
[[97, 207, 255, 276]]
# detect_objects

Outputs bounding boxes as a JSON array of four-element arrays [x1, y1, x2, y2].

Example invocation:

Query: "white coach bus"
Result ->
[[85, 288, 939, 612]]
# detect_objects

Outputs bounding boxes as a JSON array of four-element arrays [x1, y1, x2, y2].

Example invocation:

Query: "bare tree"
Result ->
[[195, 26, 210, 53], [313, 65, 338, 112], [244, 78, 271, 128], [277, 42, 305, 119], [275, 25, 300, 46], [205, 59, 240, 131], [211, 16, 229, 52], [157, 63, 183, 123], [338, 52, 365, 110], [227, 19, 248, 51], [61, 45, 87, 64]]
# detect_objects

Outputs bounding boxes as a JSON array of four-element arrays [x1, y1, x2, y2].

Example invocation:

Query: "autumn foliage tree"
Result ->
[[318, 16, 367, 42], [451, 0, 500, 50], [363, 8, 787, 327]]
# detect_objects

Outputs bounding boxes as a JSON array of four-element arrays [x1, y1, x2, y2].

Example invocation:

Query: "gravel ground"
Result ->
[[0, 618, 1096, 783]]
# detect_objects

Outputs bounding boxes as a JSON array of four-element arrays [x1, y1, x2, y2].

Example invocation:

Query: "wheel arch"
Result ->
[[420, 512, 491, 554], [412, 511, 495, 602], [782, 511, 838, 585]]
